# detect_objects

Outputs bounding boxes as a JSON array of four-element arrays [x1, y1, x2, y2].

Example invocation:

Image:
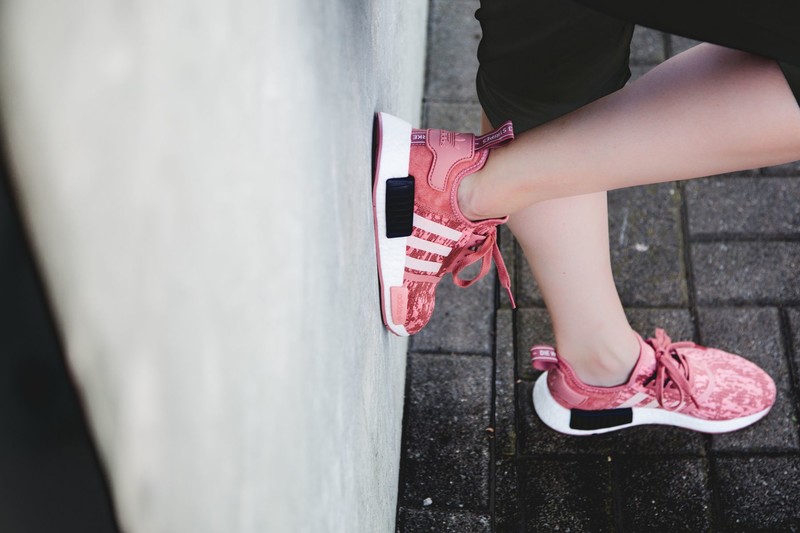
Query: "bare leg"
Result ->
[[510, 197, 640, 386], [481, 113, 639, 386], [463, 44, 800, 220]]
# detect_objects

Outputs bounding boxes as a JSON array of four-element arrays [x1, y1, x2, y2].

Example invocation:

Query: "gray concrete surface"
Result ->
[[398, 6, 800, 532], [0, 1, 427, 532]]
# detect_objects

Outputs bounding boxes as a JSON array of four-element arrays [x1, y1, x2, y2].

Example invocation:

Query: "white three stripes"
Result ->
[[405, 214, 462, 274], [413, 214, 461, 241], [406, 256, 442, 273], [408, 235, 451, 256], [618, 392, 660, 409]]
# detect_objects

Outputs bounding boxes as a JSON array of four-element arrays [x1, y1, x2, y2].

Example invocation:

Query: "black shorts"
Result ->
[[476, 0, 800, 132]]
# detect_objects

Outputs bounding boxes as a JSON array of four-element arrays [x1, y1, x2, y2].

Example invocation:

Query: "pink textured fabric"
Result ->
[[530, 329, 776, 422], [390, 286, 408, 325], [425, 129, 475, 191], [394, 122, 516, 335]]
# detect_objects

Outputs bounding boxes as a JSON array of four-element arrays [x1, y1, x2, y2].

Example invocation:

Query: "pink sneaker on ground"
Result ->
[[372, 112, 516, 336], [530, 329, 776, 435]]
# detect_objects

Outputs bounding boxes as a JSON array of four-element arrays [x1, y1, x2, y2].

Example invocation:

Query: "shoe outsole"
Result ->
[[372, 112, 412, 337], [532, 372, 772, 436]]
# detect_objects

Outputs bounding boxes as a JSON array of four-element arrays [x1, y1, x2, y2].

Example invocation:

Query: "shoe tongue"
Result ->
[[530, 346, 559, 371], [468, 216, 507, 233]]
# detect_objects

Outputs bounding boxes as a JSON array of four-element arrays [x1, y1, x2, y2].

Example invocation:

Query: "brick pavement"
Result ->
[[396, 2, 800, 531]]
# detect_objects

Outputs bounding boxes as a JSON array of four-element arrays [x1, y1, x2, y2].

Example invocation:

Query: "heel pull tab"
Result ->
[[409, 121, 515, 192], [530, 345, 559, 371], [411, 121, 515, 150], [474, 121, 514, 150]]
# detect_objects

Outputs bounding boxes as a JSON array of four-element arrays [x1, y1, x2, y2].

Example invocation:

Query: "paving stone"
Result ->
[[425, 0, 481, 102], [517, 379, 705, 456], [608, 184, 688, 307], [517, 458, 614, 532], [714, 456, 800, 531], [669, 35, 702, 56], [761, 159, 800, 176], [692, 242, 800, 304], [396, 508, 491, 533], [494, 457, 523, 533], [624, 307, 695, 341], [409, 269, 495, 355], [617, 458, 712, 532], [400, 353, 493, 510], [686, 177, 800, 237], [498, 225, 516, 309], [699, 308, 799, 451], [495, 309, 516, 457], [710, 167, 762, 178], [628, 63, 656, 84], [630, 26, 666, 64], [423, 101, 482, 132], [786, 308, 800, 409]]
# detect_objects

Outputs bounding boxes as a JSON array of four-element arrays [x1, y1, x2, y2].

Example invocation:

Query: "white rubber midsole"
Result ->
[[532, 372, 771, 436], [373, 112, 411, 336]]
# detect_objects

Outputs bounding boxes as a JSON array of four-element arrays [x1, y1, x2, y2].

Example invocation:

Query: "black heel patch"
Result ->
[[385, 177, 415, 238], [570, 407, 633, 430]]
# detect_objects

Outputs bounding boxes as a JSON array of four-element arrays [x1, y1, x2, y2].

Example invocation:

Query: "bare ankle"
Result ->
[[457, 145, 517, 221], [558, 332, 640, 387], [457, 174, 483, 221]]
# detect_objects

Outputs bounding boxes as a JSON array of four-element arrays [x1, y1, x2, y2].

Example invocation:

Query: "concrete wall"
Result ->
[[0, 0, 426, 531]]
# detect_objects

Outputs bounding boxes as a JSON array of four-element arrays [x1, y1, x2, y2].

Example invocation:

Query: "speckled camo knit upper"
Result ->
[[393, 123, 515, 335], [531, 329, 776, 421]]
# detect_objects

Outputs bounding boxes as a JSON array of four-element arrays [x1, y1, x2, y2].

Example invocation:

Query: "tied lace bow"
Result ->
[[444, 226, 515, 308], [647, 328, 699, 410]]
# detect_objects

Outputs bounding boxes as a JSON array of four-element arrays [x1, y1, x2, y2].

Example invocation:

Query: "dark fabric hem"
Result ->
[[778, 61, 800, 107]]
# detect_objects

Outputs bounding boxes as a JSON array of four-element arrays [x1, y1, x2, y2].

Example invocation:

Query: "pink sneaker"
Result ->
[[372, 112, 516, 336], [530, 329, 776, 435]]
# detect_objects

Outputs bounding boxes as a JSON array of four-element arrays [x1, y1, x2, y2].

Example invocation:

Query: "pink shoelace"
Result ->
[[646, 328, 700, 410], [440, 225, 515, 308]]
